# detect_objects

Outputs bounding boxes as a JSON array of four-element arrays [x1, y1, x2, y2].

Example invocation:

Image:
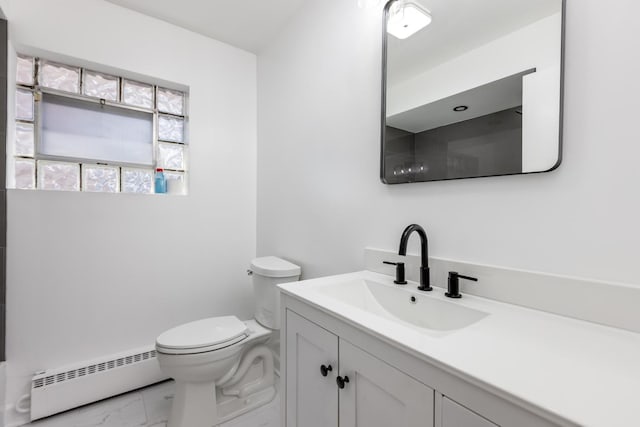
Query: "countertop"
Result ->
[[279, 270, 640, 427]]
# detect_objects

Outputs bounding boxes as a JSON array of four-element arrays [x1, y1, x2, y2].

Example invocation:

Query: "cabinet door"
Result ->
[[285, 310, 339, 427], [437, 394, 498, 427], [339, 339, 434, 427]]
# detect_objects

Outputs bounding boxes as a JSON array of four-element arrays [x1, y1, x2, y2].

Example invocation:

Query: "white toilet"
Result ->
[[155, 256, 301, 427]]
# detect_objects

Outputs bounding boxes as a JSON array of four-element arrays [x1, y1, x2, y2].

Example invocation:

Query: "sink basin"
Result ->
[[313, 279, 488, 333]]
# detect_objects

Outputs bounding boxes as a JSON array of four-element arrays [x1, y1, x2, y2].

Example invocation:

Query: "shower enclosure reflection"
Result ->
[[381, 0, 564, 184]]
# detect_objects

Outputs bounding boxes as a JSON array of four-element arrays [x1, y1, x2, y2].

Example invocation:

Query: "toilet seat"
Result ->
[[156, 316, 249, 355]]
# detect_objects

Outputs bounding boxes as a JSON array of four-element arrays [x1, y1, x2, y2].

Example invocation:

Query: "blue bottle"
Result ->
[[154, 168, 167, 194]]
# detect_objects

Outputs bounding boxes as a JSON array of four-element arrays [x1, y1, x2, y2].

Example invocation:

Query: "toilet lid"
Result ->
[[156, 316, 248, 351]]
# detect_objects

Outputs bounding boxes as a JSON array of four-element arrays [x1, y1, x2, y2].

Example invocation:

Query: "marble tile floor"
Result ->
[[25, 380, 280, 427]]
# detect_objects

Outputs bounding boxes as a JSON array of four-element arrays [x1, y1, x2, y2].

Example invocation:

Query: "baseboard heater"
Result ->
[[30, 345, 167, 421]]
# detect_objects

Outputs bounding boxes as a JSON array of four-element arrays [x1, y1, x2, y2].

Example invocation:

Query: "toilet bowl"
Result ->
[[156, 256, 301, 427]]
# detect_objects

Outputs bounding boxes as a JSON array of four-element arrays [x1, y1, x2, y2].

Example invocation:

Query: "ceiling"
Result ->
[[104, 0, 561, 70], [104, 0, 307, 53], [387, 0, 562, 87]]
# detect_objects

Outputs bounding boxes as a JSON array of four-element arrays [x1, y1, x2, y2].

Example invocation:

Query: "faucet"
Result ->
[[398, 224, 432, 291]]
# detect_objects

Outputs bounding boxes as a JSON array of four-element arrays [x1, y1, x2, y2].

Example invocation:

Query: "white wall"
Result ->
[[257, 0, 640, 289], [2, 0, 257, 424]]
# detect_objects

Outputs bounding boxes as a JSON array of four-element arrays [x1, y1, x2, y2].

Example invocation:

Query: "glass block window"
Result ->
[[82, 71, 119, 101], [37, 160, 80, 191], [14, 158, 36, 189], [16, 55, 35, 86], [158, 142, 185, 170], [16, 89, 34, 121], [123, 79, 153, 109], [82, 164, 120, 193], [164, 171, 186, 195], [15, 122, 35, 157], [121, 168, 153, 194], [38, 60, 80, 93], [157, 87, 184, 115], [158, 115, 184, 143], [10, 53, 189, 195]]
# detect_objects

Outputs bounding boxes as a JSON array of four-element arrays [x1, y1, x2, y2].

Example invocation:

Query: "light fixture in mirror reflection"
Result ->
[[381, 0, 565, 184], [387, 1, 432, 39]]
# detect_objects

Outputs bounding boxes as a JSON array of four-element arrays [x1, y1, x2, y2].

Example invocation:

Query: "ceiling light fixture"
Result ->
[[453, 105, 469, 112], [387, 1, 432, 40]]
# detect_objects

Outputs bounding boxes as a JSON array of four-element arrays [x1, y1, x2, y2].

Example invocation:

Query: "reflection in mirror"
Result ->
[[381, 0, 564, 184]]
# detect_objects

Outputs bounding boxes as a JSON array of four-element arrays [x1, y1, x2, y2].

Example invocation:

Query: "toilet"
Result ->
[[155, 256, 301, 427]]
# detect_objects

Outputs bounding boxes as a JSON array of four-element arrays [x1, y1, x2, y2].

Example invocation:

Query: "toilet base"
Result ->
[[167, 380, 276, 427], [217, 384, 276, 424], [168, 381, 219, 427]]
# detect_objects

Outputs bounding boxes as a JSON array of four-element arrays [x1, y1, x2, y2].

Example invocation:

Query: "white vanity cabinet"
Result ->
[[285, 310, 434, 427], [282, 295, 564, 427], [339, 339, 434, 427], [285, 310, 338, 427]]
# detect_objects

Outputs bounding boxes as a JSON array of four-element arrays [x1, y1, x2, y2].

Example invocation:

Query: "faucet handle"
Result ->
[[446, 271, 478, 298], [383, 261, 408, 285]]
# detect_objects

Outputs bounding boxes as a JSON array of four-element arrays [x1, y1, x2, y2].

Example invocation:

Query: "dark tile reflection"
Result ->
[[384, 107, 523, 183]]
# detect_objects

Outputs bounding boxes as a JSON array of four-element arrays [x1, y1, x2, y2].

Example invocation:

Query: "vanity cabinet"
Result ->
[[282, 299, 562, 427], [285, 310, 338, 427], [285, 310, 434, 427], [339, 339, 434, 426]]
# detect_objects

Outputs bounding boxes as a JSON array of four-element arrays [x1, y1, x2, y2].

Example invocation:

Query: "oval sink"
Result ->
[[313, 279, 488, 333]]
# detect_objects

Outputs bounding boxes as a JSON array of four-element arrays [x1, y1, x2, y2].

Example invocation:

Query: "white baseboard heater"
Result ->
[[30, 345, 167, 421]]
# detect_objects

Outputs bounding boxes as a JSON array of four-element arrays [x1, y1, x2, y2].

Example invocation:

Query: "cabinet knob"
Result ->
[[320, 364, 333, 377], [336, 375, 350, 389]]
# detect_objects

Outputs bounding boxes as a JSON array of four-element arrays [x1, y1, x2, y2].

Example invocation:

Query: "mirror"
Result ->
[[381, 0, 564, 184]]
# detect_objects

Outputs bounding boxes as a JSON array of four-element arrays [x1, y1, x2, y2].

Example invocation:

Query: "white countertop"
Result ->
[[279, 270, 640, 427]]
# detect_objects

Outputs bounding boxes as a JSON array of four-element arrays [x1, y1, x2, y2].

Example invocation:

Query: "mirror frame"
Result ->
[[380, 0, 566, 184]]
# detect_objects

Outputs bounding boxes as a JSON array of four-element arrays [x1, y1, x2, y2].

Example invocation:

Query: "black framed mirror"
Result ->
[[381, 0, 565, 184]]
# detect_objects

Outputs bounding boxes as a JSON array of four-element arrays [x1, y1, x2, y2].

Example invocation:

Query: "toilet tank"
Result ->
[[250, 256, 301, 330]]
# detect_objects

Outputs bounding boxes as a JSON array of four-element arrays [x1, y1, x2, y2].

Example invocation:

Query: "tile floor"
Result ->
[[25, 380, 280, 427]]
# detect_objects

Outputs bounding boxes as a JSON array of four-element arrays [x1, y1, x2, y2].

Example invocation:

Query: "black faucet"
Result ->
[[446, 271, 478, 298], [398, 224, 432, 291], [383, 261, 407, 285]]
